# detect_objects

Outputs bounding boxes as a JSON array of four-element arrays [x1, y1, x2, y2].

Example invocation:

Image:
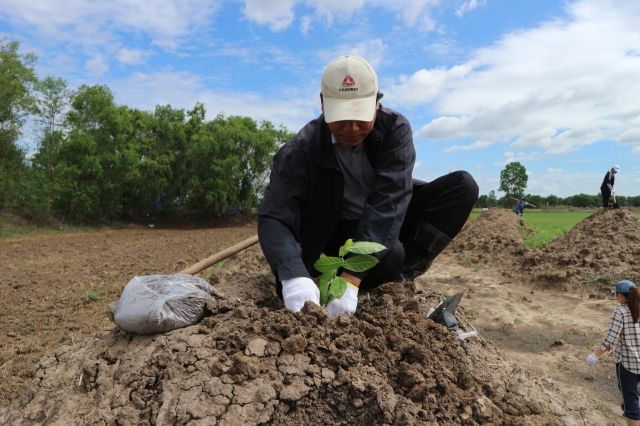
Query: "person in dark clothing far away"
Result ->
[[601, 165, 620, 208], [513, 198, 535, 216], [258, 55, 479, 316]]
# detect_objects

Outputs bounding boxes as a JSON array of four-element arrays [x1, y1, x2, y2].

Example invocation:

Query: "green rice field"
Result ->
[[469, 209, 637, 250]]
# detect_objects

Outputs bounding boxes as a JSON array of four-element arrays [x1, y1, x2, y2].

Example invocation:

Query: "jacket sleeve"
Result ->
[[601, 307, 623, 349], [356, 114, 415, 252], [258, 143, 311, 280]]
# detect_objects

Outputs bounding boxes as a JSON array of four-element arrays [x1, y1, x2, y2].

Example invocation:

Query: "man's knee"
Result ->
[[453, 170, 479, 205]]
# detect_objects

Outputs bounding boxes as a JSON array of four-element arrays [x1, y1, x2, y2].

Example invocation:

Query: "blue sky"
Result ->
[[1, 0, 639, 197]]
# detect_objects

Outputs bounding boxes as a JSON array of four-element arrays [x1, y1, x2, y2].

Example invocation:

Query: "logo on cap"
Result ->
[[341, 75, 355, 87]]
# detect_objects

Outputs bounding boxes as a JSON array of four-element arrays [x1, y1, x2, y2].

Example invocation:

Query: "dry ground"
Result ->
[[0, 221, 256, 405], [0, 210, 634, 424]]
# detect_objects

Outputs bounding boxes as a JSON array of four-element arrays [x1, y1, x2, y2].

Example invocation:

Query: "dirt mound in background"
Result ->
[[446, 208, 530, 266], [1, 283, 570, 425], [521, 208, 640, 292]]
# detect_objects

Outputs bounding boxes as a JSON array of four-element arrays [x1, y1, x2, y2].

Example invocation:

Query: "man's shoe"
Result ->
[[401, 256, 433, 281]]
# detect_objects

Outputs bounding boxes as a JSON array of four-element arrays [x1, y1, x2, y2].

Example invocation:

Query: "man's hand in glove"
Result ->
[[327, 272, 360, 317], [281, 277, 320, 312]]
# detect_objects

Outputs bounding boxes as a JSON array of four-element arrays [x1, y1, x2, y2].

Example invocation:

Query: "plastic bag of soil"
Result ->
[[108, 274, 216, 334]]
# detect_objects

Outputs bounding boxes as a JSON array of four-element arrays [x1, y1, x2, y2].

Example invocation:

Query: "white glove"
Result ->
[[281, 277, 319, 312], [611, 190, 615, 195], [327, 283, 359, 317], [586, 353, 598, 365]]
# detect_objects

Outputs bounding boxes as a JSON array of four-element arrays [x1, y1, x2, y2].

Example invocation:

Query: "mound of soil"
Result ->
[[447, 209, 530, 266], [521, 209, 640, 291], [1, 246, 572, 425]]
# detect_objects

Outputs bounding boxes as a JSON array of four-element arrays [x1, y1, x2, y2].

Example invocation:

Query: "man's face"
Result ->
[[322, 98, 379, 148], [327, 117, 376, 148]]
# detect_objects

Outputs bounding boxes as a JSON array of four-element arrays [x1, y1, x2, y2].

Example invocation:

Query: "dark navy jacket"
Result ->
[[258, 106, 415, 280], [601, 170, 615, 192]]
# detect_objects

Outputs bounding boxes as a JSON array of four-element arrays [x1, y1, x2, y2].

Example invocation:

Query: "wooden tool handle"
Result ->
[[178, 234, 259, 275]]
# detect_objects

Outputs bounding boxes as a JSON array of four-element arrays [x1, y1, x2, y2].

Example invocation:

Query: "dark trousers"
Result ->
[[616, 363, 640, 420], [602, 189, 611, 208], [276, 171, 478, 299], [276, 170, 478, 297]]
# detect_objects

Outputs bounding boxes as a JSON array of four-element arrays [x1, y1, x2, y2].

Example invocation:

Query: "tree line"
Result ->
[[480, 161, 640, 209], [1, 40, 292, 223], [2, 40, 637, 225], [476, 192, 640, 209]]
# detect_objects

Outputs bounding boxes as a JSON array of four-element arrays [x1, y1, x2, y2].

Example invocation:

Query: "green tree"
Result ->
[[35, 76, 69, 135], [0, 40, 38, 212], [55, 85, 127, 222], [499, 162, 528, 199], [488, 190, 497, 207], [31, 77, 70, 212], [152, 104, 189, 211], [185, 113, 287, 216], [545, 194, 559, 207]]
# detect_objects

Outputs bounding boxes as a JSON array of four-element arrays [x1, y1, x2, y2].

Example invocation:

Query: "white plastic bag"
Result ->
[[108, 274, 215, 334]]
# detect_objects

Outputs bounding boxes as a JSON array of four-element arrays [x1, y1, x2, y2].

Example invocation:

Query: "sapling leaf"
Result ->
[[328, 276, 348, 300], [338, 238, 354, 257], [342, 254, 379, 272], [345, 241, 386, 255], [315, 239, 386, 307], [319, 273, 332, 306], [314, 256, 344, 272]]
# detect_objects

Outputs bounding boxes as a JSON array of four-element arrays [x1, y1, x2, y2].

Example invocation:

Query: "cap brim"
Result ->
[[323, 96, 376, 123]]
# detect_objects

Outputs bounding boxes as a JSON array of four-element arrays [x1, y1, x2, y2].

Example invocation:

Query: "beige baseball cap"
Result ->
[[321, 55, 378, 123]]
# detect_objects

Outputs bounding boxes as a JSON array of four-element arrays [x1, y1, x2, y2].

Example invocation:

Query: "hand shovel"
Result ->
[[610, 194, 620, 209]]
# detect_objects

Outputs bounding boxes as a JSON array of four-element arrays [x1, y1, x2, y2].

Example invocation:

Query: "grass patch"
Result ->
[[521, 210, 594, 250], [0, 213, 89, 238], [0, 225, 89, 238], [84, 289, 102, 302]]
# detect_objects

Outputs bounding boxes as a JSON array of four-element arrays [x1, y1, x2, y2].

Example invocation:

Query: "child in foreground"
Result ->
[[587, 279, 640, 426]]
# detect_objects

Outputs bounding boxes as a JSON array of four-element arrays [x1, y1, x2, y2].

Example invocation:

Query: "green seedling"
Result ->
[[313, 239, 385, 306], [84, 289, 102, 302]]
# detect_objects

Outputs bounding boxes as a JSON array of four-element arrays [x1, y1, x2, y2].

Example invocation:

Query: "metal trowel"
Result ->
[[427, 292, 464, 328]]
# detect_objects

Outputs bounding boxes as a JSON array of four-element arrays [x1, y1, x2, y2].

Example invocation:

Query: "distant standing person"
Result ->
[[512, 198, 535, 216], [587, 280, 640, 425], [600, 165, 620, 208]]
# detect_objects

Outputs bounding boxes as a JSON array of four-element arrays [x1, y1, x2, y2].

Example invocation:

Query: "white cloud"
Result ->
[[243, 0, 296, 31], [387, 64, 472, 106], [618, 126, 640, 145], [445, 139, 493, 153], [364, 0, 440, 29], [316, 39, 387, 69], [455, 0, 485, 17], [0, 0, 220, 49], [116, 48, 151, 65], [110, 71, 319, 131], [242, 0, 440, 32], [305, 0, 365, 20], [85, 54, 108, 76], [299, 15, 312, 34], [393, 0, 640, 155]]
